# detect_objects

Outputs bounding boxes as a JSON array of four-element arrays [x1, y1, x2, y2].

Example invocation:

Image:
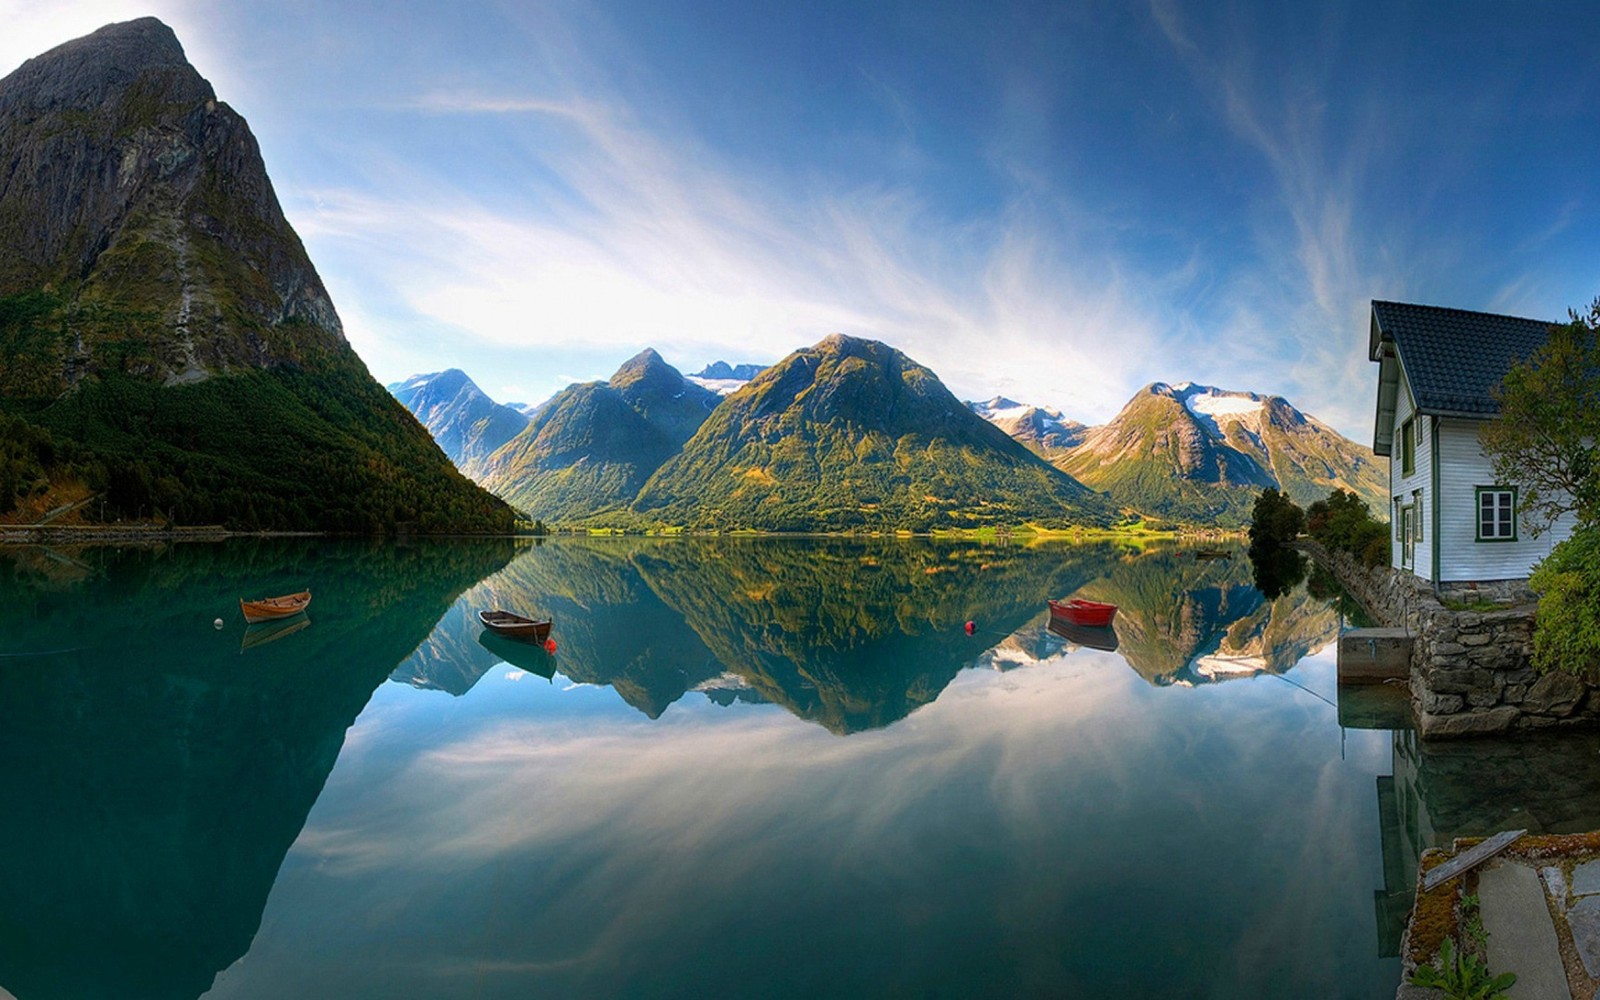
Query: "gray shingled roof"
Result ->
[[1369, 300, 1556, 417]]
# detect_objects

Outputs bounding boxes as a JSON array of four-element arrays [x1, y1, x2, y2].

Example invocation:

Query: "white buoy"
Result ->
[[214, 618, 224, 629]]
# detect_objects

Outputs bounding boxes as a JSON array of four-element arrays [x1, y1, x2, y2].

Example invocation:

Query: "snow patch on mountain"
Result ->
[[686, 376, 751, 396]]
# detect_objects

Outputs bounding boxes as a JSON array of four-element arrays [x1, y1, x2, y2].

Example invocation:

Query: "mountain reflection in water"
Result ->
[[8, 537, 1600, 999], [0, 539, 515, 1000], [395, 537, 1342, 728]]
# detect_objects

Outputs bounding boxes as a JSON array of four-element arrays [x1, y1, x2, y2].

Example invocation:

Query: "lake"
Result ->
[[3, 536, 1599, 999]]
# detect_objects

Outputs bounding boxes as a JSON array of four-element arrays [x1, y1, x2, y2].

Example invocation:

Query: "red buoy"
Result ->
[[965, 620, 976, 635], [544, 638, 557, 653]]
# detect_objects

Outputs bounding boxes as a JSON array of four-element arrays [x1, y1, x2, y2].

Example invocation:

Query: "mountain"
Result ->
[[694, 361, 767, 380], [475, 349, 721, 521], [389, 369, 528, 471], [633, 334, 1115, 531], [0, 19, 510, 532], [687, 360, 768, 395], [968, 396, 1088, 453], [1054, 382, 1386, 527]]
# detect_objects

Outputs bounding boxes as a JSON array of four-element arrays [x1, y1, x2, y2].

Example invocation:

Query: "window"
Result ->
[[1412, 490, 1423, 541], [1393, 498, 1403, 540], [1476, 487, 1516, 541], [1401, 417, 1415, 476]]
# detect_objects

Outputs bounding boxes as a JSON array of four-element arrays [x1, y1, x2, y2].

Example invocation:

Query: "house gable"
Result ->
[[1367, 300, 1568, 585]]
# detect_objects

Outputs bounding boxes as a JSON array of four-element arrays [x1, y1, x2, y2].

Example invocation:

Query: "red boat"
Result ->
[[1047, 598, 1118, 628]]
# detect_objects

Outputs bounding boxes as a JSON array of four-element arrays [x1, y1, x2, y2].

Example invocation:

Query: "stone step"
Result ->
[[1478, 860, 1569, 999]]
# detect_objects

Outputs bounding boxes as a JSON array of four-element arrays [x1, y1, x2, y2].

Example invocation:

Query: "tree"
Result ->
[[1305, 489, 1387, 566], [1248, 488, 1304, 549], [1479, 297, 1600, 534]]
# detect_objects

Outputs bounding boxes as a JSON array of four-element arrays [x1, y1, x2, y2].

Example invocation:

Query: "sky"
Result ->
[[3, 1, 1598, 441]]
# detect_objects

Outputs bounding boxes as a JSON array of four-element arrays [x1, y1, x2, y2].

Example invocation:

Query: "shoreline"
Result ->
[[0, 522, 1247, 546]]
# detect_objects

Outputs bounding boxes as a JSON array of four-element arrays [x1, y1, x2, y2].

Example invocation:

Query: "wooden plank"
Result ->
[[1422, 828, 1526, 892]]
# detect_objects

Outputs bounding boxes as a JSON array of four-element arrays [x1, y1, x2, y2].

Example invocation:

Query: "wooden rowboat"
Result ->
[[239, 590, 311, 624], [1047, 598, 1118, 628], [478, 609, 552, 642]]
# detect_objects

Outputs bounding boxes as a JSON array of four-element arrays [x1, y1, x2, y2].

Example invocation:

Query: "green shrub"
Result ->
[[1529, 524, 1600, 677]]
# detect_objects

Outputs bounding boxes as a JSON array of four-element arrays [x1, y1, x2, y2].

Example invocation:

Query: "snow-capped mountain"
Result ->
[[966, 397, 1088, 453], [686, 361, 769, 395], [1054, 381, 1386, 526]]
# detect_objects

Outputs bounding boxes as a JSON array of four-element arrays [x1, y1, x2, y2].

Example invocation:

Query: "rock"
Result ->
[[1523, 672, 1587, 717], [1572, 860, 1600, 897], [1466, 689, 1501, 709], [1419, 706, 1518, 738], [1568, 895, 1600, 979], [1431, 641, 1468, 656], [1460, 633, 1493, 646], [1423, 692, 1465, 714]]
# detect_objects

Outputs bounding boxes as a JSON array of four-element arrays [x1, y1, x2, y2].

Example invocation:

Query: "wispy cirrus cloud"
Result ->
[[291, 67, 1189, 423]]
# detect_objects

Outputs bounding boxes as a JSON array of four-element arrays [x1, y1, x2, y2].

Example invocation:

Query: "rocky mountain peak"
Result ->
[[0, 17, 343, 395], [610, 347, 672, 386], [0, 18, 201, 116]]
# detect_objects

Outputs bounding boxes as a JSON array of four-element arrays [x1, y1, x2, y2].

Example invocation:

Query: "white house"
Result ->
[[1368, 300, 1576, 586]]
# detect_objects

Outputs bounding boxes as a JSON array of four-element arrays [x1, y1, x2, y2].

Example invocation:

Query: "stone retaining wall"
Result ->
[[1298, 540, 1599, 739]]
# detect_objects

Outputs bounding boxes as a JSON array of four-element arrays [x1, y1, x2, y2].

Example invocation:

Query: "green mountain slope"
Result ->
[[633, 334, 1114, 531], [0, 18, 510, 532], [1056, 382, 1386, 527], [475, 349, 721, 521]]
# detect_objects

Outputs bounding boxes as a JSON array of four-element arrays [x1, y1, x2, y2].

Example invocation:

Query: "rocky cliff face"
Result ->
[[0, 17, 342, 394], [0, 19, 511, 532]]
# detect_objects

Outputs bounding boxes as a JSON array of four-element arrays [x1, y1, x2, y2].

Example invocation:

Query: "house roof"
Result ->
[[1368, 300, 1555, 418]]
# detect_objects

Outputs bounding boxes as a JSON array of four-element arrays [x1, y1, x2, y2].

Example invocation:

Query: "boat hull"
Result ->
[[239, 590, 311, 624], [478, 610, 552, 643], [1047, 598, 1117, 628]]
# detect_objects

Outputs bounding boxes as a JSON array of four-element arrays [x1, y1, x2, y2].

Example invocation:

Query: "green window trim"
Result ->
[[1475, 486, 1518, 542], [1400, 417, 1415, 476]]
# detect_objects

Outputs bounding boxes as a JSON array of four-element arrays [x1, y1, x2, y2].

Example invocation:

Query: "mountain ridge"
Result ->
[[472, 349, 720, 521]]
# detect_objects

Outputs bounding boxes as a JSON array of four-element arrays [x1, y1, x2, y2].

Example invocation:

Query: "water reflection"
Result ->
[[1368, 727, 1600, 956], [394, 538, 1344, 729], [0, 535, 1506, 999], [0, 539, 514, 1000]]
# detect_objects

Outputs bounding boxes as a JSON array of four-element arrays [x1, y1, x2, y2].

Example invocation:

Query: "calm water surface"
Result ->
[[4, 536, 1600, 1000]]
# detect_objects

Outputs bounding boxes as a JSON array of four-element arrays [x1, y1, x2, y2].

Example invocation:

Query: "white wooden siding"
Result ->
[[1435, 418, 1576, 581], [1385, 365, 1433, 580]]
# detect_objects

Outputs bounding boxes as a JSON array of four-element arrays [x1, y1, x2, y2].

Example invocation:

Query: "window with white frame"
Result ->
[[1476, 487, 1516, 542]]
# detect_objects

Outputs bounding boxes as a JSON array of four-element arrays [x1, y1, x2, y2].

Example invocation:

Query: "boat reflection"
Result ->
[[240, 614, 311, 652], [1046, 616, 1119, 651], [477, 629, 556, 680]]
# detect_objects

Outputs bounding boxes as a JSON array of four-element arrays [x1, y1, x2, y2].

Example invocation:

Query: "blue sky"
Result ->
[[5, 1, 1598, 440]]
